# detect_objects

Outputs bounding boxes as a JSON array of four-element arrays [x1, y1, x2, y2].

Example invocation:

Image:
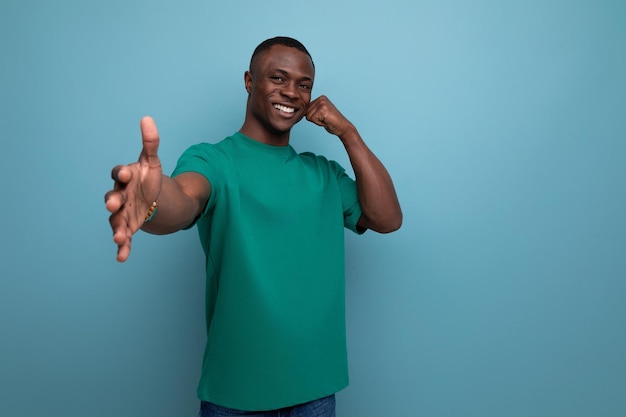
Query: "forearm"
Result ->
[[140, 174, 206, 235], [340, 126, 402, 233]]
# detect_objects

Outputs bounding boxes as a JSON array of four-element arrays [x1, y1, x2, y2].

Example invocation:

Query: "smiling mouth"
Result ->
[[274, 104, 296, 114]]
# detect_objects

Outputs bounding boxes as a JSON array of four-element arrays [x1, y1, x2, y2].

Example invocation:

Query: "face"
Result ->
[[244, 45, 315, 142]]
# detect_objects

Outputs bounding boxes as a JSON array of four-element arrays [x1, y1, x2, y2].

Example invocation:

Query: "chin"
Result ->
[[271, 121, 298, 134]]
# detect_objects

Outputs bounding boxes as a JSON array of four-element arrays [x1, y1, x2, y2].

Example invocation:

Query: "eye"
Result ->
[[299, 84, 312, 91], [270, 76, 284, 83]]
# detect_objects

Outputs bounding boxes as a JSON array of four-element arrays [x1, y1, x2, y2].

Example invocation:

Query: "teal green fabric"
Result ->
[[172, 132, 364, 411]]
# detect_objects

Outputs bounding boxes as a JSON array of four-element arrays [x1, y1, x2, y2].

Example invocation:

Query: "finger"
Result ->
[[306, 103, 323, 123], [117, 239, 131, 262], [106, 165, 132, 212], [140, 116, 160, 159], [104, 190, 124, 213], [111, 165, 132, 184], [307, 95, 322, 108], [309, 95, 327, 106], [306, 107, 327, 127], [110, 212, 129, 244], [104, 190, 126, 213], [306, 96, 333, 124], [109, 214, 132, 262], [116, 226, 132, 262]]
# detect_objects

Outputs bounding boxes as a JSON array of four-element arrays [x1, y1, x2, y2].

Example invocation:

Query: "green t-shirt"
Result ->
[[172, 132, 364, 411]]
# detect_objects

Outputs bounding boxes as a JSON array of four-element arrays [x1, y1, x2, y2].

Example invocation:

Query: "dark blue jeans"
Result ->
[[198, 394, 336, 417]]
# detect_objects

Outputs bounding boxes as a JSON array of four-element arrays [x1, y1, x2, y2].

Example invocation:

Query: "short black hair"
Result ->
[[249, 36, 315, 70]]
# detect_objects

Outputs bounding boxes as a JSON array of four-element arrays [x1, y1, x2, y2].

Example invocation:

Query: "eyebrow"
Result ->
[[274, 68, 313, 82]]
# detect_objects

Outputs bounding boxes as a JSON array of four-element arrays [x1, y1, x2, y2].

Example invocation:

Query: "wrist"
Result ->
[[338, 125, 361, 146], [144, 200, 158, 223]]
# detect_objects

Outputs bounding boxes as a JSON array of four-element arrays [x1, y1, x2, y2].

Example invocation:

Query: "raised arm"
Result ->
[[105, 116, 211, 262], [306, 96, 402, 233]]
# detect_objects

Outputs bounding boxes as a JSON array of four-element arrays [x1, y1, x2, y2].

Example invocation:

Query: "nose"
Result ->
[[280, 81, 298, 99]]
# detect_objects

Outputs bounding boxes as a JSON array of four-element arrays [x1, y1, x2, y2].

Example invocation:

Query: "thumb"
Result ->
[[140, 116, 160, 159]]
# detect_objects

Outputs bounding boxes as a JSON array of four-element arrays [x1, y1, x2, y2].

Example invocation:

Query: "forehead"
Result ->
[[253, 45, 315, 78]]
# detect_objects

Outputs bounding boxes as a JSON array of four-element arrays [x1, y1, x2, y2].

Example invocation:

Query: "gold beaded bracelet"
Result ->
[[144, 200, 158, 223]]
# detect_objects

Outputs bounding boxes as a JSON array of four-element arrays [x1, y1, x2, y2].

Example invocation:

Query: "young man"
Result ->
[[105, 37, 402, 416]]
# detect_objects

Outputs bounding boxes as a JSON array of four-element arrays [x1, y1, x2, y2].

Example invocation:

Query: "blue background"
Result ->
[[1, 0, 625, 416]]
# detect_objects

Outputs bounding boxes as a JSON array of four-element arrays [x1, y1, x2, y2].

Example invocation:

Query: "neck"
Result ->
[[239, 120, 291, 147]]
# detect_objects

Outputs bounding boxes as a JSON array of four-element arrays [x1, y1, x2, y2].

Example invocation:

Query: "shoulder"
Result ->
[[173, 137, 234, 180], [298, 151, 347, 175], [178, 136, 235, 162]]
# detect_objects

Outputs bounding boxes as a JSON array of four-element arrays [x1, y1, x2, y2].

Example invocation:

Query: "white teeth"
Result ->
[[274, 104, 295, 113]]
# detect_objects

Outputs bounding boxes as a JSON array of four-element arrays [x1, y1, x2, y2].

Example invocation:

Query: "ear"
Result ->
[[244, 71, 252, 94]]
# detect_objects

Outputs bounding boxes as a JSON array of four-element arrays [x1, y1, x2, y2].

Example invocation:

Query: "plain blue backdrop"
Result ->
[[1, 0, 625, 416]]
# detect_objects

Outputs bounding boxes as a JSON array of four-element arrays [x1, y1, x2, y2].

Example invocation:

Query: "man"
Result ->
[[105, 37, 402, 417]]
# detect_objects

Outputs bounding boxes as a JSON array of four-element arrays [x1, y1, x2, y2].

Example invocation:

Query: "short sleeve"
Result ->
[[171, 143, 223, 228], [328, 160, 366, 235]]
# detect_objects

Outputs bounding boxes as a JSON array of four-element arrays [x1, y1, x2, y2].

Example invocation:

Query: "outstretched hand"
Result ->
[[105, 116, 163, 262], [305, 95, 355, 138]]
